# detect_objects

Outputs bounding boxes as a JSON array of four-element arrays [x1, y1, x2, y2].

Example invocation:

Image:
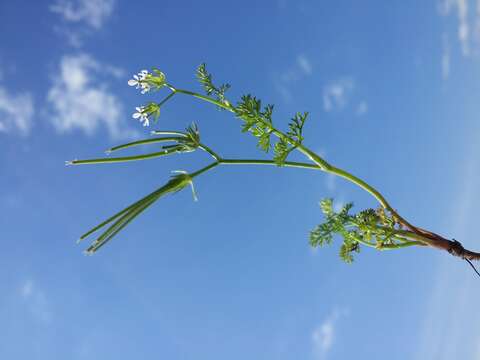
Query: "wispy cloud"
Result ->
[[51, 0, 115, 29], [47, 53, 134, 139], [311, 308, 347, 360], [50, 0, 116, 46], [440, 0, 470, 54], [322, 78, 354, 112], [19, 279, 52, 324], [356, 101, 368, 116], [297, 54, 313, 75], [325, 173, 337, 192], [0, 83, 34, 136], [442, 33, 451, 79], [274, 54, 313, 102], [439, 0, 480, 78]]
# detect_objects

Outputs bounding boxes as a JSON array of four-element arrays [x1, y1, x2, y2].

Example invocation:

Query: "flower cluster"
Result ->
[[132, 102, 161, 127], [128, 68, 167, 95], [132, 106, 150, 126], [128, 70, 151, 94]]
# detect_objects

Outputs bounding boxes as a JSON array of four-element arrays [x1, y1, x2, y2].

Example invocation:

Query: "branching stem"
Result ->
[[172, 86, 480, 262]]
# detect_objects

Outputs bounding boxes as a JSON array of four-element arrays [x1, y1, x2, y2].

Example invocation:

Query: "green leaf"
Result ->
[[196, 63, 231, 106], [273, 138, 292, 165], [311, 198, 414, 263], [287, 112, 309, 144], [339, 242, 359, 264], [319, 198, 334, 216]]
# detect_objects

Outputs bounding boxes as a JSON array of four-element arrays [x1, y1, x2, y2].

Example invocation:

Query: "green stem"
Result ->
[[190, 161, 220, 178], [198, 143, 222, 161], [157, 90, 177, 108], [219, 158, 319, 170], [68, 148, 180, 165], [392, 229, 431, 243], [379, 240, 426, 250], [150, 130, 189, 137], [173, 88, 234, 110], [107, 136, 185, 153], [189, 158, 326, 185]]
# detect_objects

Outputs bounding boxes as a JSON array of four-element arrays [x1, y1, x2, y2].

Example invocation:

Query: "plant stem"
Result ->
[[157, 90, 177, 108], [173, 88, 234, 110], [219, 158, 319, 170], [172, 86, 480, 261], [190, 161, 219, 178], [68, 147, 184, 165], [174, 87, 416, 230], [107, 136, 185, 153], [198, 143, 222, 161]]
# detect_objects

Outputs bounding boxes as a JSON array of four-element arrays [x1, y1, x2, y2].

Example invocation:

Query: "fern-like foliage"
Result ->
[[310, 199, 404, 263], [273, 138, 291, 165], [197, 65, 311, 164], [196, 63, 231, 106], [235, 95, 275, 153], [287, 112, 308, 143], [233, 93, 310, 165], [273, 112, 309, 165]]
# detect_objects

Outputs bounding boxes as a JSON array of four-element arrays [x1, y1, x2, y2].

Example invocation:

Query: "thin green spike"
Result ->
[[150, 130, 188, 137], [81, 174, 193, 253], [78, 185, 166, 242], [85, 195, 159, 254], [68, 148, 180, 165], [107, 136, 185, 153]]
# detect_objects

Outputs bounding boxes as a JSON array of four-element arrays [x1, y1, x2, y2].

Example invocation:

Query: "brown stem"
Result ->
[[406, 226, 480, 261]]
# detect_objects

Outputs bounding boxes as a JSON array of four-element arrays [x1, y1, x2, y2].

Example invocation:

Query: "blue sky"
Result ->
[[1, 0, 480, 359]]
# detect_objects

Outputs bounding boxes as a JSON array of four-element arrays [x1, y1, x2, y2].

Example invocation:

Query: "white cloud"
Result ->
[[51, 0, 115, 30], [0, 85, 34, 135], [439, 0, 480, 77], [356, 101, 368, 116], [322, 78, 354, 112], [442, 34, 451, 79], [19, 279, 52, 324], [440, 0, 469, 54], [297, 54, 313, 75], [437, 0, 480, 79], [47, 53, 134, 139], [312, 320, 334, 356], [51, 0, 115, 47], [311, 308, 347, 360], [457, 0, 470, 55], [274, 54, 313, 102], [332, 198, 346, 213], [21, 279, 34, 297], [325, 173, 337, 192], [476, 0, 480, 45]]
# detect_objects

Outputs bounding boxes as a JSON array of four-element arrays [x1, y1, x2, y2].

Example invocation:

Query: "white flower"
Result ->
[[128, 70, 151, 93], [127, 75, 141, 88], [140, 83, 151, 94], [132, 106, 150, 126]]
